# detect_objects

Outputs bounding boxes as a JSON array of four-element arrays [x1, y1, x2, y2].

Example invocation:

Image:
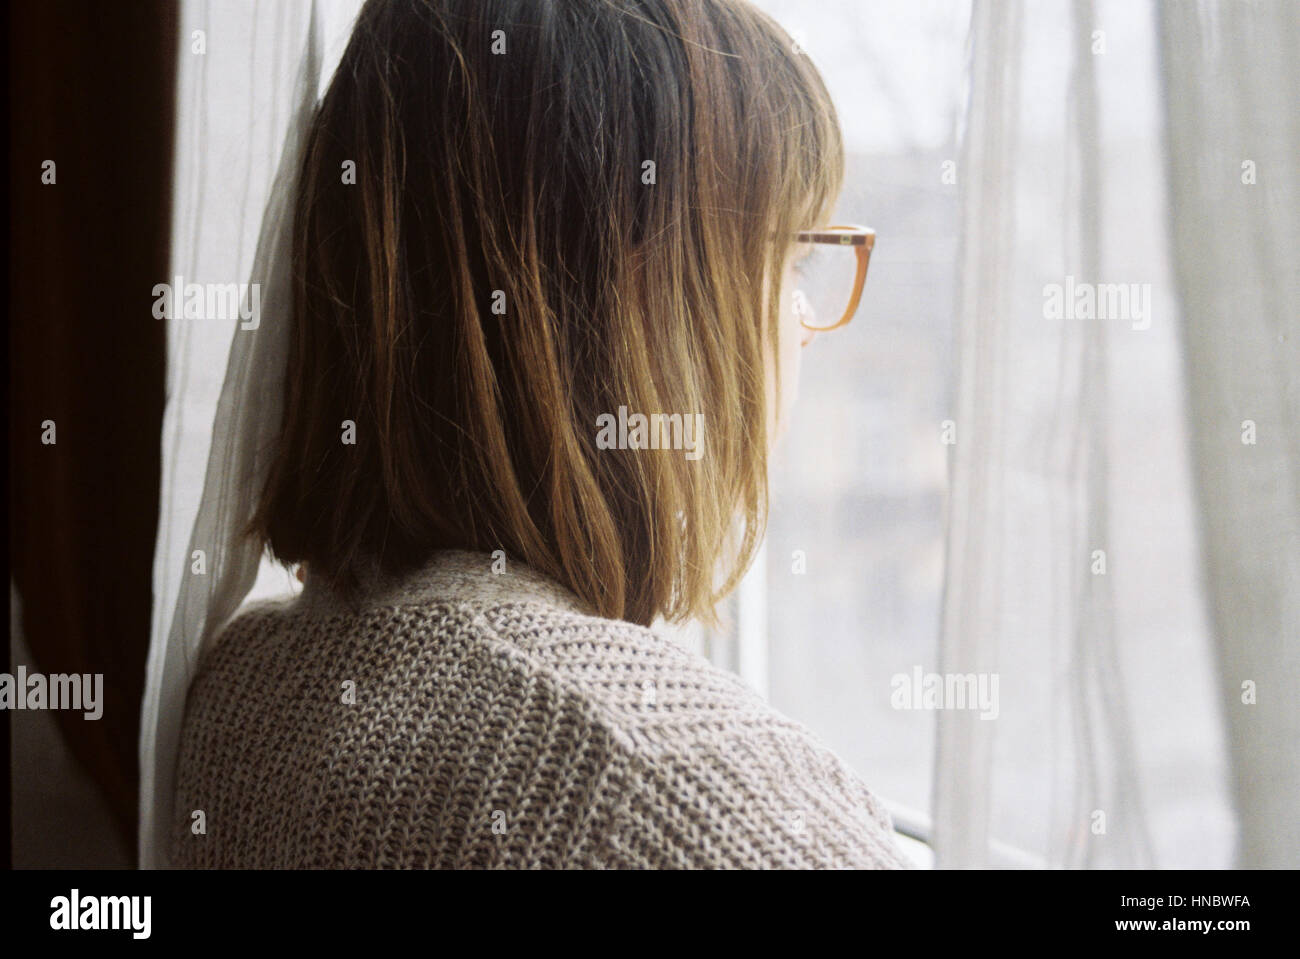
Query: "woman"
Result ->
[[172, 0, 907, 869]]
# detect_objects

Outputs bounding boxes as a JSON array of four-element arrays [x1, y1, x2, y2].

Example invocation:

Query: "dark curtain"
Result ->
[[9, 0, 177, 864]]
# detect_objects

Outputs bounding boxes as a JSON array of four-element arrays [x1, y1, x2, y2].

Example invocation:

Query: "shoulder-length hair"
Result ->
[[253, 0, 844, 626]]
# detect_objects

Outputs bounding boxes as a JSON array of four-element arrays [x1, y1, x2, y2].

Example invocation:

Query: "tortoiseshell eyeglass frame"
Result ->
[[791, 224, 875, 332]]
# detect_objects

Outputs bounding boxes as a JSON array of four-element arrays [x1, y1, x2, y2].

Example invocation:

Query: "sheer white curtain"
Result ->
[[1159, 1, 1300, 868], [141, 0, 361, 868], [932, 0, 1243, 867]]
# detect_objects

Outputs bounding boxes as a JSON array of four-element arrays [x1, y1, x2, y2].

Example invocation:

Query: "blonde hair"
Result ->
[[253, 0, 844, 626]]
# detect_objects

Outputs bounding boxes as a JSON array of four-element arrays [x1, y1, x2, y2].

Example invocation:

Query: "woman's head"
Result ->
[[254, 0, 844, 626]]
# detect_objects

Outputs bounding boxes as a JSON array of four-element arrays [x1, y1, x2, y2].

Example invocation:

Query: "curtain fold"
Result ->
[[139, 0, 326, 868], [934, 0, 1177, 867], [1158, 0, 1300, 869], [932, 0, 1024, 867]]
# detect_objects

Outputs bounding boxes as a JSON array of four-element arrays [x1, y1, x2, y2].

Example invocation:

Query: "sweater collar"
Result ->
[[296, 548, 596, 618]]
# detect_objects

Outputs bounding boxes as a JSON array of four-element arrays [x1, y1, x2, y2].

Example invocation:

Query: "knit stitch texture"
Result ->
[[172, 550, 911, 868]]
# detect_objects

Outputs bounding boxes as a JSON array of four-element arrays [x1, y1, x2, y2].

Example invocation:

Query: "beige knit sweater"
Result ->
[[171, 550, 909, 868]]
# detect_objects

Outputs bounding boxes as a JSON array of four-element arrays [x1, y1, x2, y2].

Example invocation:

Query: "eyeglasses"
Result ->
[[790, 224, 875, 332]]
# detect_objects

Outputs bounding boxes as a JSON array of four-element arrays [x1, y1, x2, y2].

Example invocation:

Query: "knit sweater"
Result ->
[[171, 550, 910, 868]]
